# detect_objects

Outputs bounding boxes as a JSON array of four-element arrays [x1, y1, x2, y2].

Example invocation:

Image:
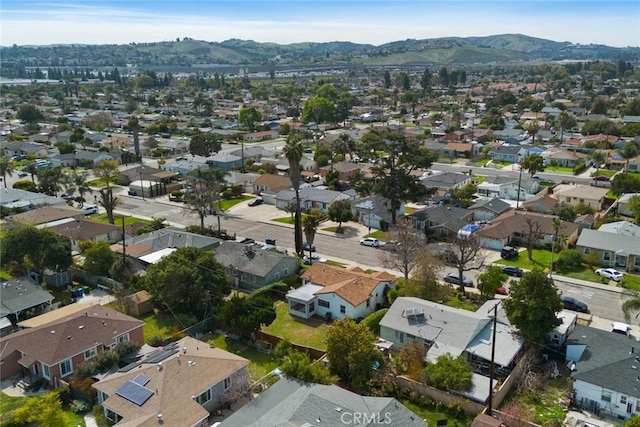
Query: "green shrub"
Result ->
[[573, 161, 587, 175], [555, 249, 584, 272], [362, 308, 388, 335], [71, 399, 92, 414]]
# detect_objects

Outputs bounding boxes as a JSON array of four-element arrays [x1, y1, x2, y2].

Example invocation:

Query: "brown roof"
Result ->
[[93, 336, 249, 427], [125, 290, 151, 305], [0, 305, 143, 367], [301, 264, 396, 307], [110, 242, 154, 257], [17, 303, 93, 328], [477, 210, 579, 240], [9, 205, 84, 225], [471, 413, 506, 427], [253, 174, 291, 193], [48, 218, 120, 241]]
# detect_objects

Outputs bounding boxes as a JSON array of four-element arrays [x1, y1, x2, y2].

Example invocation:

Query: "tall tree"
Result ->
[[127, 116, 141, 158], [301, 96, 335, 124], [238, 106, 262, 131], [521, 218, 544, 261], [67, 169, 92, 207], [36, 167, 69, 196], [302, 208, 323, 258], [618, 142, 639, 172], [184, 167, 228, 230], [357, 128, 437, 224], [420, 68, 432, 90], [476, 265, 508, 297], [525, 120, 540, 144], [589, 150, 607, 186], [94, 160, 121, 224], [626, 194, 640, 225], [557, 110, 576, 144], [503, 269, 562, 347], [16, 103, 44, 123], [444, 235, 487, 293], [379, 219, 426, 286], [83, 241, 116, 277], [326, 199, 352, 231], [218, 294, 276, 339], [423, 353, 473, 392], [142, 247, 230, 326], [521, 154, 545, 177], [284, 133, 304, 255], [189, 132, 222, 157], [0, 156, 14, 188], [325, 318, 382, 391]]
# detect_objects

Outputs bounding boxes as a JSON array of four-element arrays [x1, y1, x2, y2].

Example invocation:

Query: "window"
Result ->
[[116, 333, 130, 344], [583, 247, 591, 255], [196, 389, 211, 405], [565, 197, 571, 203], [340, 305, 346, 314], [309, 302, 315, 312], [318, 300, 330, 308], [579, 199, 584, 204], [621, 396, 628, 404], [42, 363, 50, 379], [84, 347, 97, 360], [274, 272, 280, 281], [395, 330, 404, 344], [601, 390, 612, 402], [366, 298, 370, 308], [603, 252, 611, 261], [284, 268, 289, 276], [224, 377, 231, 390], [60, 359, 73, 377]]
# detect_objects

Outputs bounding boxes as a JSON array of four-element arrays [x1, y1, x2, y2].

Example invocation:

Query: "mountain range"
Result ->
[[2, 34, 639, 70]]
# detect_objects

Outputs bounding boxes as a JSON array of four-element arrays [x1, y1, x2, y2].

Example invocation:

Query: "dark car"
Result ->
[[248, 198, 263, 207], [302, 242, 316, 252], [561, 295, 589, 313], [443, 273, 474, 287], [501, 266, 523, 277], [593, 175, 610, 182]]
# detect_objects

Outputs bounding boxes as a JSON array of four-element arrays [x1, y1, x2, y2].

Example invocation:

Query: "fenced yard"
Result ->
[[261, 302, 330, 351]]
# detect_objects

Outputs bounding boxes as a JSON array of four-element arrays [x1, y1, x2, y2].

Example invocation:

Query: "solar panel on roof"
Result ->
[[132, 374, 150, 386], [116, 380, 154, 406], [118, 361, 141, 373], [145, 348, 179, 364]]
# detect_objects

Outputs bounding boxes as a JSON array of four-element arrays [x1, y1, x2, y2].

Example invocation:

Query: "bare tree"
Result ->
[[379, 219, 426, 285], [444, 235, 487, 293], [404, 252, 445, 302], [521, 218, 544, 261]]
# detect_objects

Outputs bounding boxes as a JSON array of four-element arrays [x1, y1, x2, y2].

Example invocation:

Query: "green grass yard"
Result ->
[[0, 392, 87, 427], [207, 333, 278, 382], [218, 195, 254, 211], [90, 213, 151, 226], [272, 216, 295, 225], [321, 226, 345, 234], [261, 301, 329, 351], [545, 166, 574, 174], [591, 169, 616, 177]]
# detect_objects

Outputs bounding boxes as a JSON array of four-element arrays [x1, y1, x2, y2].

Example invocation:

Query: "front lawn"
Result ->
[[467, 159, 490, 167], [272, 216, 295, 225], [363, 230, 388, 240], [218, 195, 254, 211], [261, 301, 329, 351], [90, 213, 151, 226], [86, 178, 120, 188], [591, 169, 616, 177], [545, 166, 574, 174], [495, 248, 557, 271], [207, 333, 278, 382], [322, 226, 345, 234]]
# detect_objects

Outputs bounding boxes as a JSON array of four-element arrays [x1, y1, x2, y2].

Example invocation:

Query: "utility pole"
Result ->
[[487, 302, 499, 415], [516, 162, 524, 209], [121, 216, 126, 270]]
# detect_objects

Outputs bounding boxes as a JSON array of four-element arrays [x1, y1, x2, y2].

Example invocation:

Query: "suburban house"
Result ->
[[550, 184, 610, 211], [441, 142, 475, 159], [275, 186, 356, 213], [407, 205, 473, 238], [565, 324, 640, 422], [162, 155, 210, 177], [419, 171, 471, 192], [7, 205, 85, 227], [0, 188, 67, 211], [490, 144, 522, 163], [618, 193, 640, 218], [1, 141, 53, 159], [606, 150, 640, 172], [522, 193, 560, 214], [205, 152, 244, 171], [576, 223, 640, 272], [243, 129, 278, 141], [541, 147, 587, 167], [477, 175, 540, 201], [476, 210, 580, 251], [318, 161, 367, 181], [379, 297, 524, 401], [286, 264, 396, 321], [0, 275, 55, 325], [74, 150, 118, 167], [224, 171, 260, 194], [252, 174, 292, 205], [212, 242, 299, 291], [48, 218, 122, 253], [351, 195, 403, 231], [220, 377, 425, 427], [93, 336, 250, 427], [468, 197, 512, 222], [0, 304, 143, 388]]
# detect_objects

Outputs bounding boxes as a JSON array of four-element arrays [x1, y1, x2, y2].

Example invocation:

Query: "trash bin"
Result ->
[[77, 288, 84, 298], [84, 286, 90, 295]]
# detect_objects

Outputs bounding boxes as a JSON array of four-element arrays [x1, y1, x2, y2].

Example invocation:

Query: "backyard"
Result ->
[[261, 301, 329, 351], [0, 391, 87, 427], [206, 332, 279, 382]]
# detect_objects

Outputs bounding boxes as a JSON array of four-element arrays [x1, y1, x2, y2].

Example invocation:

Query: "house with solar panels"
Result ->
[[93, 336, 250, 426], [0, 304, 144, 388]]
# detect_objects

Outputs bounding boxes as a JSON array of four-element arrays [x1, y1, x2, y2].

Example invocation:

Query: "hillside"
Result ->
[[1, 34, 638, 71]]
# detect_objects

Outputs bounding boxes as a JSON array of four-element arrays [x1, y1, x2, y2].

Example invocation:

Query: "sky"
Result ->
[[1, 1, 639, 48]]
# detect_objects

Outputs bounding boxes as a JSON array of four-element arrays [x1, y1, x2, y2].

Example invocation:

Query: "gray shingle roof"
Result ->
[[0, 276, 54, 317], [213, 242, 295, 277], [221, 378, 425, 427], [468, 197, 511, 214], [576, 229, 640, 256]]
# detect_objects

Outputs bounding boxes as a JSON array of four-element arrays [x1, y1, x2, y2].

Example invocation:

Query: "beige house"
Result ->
[[93, 336, 250, 426], [551, 184, 609, 211]]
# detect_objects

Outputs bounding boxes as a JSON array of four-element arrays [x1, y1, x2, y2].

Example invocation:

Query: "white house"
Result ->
[[477, 175, 539, 201], [286, 264, 396, 321]]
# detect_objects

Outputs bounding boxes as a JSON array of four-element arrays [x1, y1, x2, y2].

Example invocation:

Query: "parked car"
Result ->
[[80, 205, 98, 215], [443, 273, 473, 287], [501, 266, 523, 277], [359, 237, 380, 247], [494, 287, 508, 295], [611, 322, 631, 336], [561, 295, 589, 313], [595, 268, 624, 282], [303, 255, 326, 265], [60, 193, 75, 201], [248, 198, 263, 207], [593, 175, 610, 182], [302, 242, 316, 252], [17, 171, 28, 177], [500, 246, 519, 259]]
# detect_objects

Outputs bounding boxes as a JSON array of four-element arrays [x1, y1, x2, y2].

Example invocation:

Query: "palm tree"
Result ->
[[525, 120, 540, 145], [127, 116, 140, 159], [557, 111, 576, 145], [0, 157, 14, 188], [302, 209, 322, 259], [284, 133, 304, 256], [24, 162, 38, 183], [617, 142, 639, 172], [622, 290, 640, 323], [589, 150, 607, 187], [68, 169, 92, 206]]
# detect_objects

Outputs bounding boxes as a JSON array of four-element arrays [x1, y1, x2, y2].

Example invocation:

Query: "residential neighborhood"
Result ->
[[1, 30, 640, 427]]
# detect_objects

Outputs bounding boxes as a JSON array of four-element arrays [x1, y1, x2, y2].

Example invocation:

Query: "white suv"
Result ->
[[359, 237, 380, 247], [80, 205, 98, 215]]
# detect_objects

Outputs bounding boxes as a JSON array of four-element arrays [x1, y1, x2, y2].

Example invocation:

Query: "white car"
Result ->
[[80, 205, 98, 215], [595, 268, 624, 282], [303, 255, 327, 265], [359, 237, 380, 247], [611, 322, 631, 336]]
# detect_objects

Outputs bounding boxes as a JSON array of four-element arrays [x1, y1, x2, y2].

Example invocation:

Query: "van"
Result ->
[[501, 246, 518, 259]]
